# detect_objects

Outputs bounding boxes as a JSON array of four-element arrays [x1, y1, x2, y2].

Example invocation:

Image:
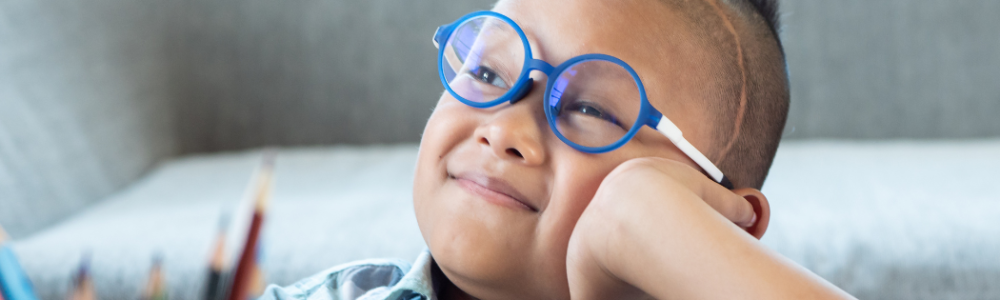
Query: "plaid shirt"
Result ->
[[259, 250, 435, 300]]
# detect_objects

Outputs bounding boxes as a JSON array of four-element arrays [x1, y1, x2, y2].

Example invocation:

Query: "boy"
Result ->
[[262, 0, 854, 299]]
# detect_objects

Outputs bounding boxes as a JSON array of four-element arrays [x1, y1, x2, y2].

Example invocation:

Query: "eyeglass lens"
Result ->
[[442, 16, 525, 103], [442, 16, 643, 149]]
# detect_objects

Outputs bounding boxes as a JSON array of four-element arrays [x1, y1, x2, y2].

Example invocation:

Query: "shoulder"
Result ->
[[259, 251, 437, 300]]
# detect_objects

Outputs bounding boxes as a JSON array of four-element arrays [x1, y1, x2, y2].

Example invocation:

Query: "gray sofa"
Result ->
[[1, 0, 997, 299]]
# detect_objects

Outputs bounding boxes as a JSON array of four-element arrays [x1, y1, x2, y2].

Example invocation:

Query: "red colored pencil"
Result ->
[[225, 152, 274, 300], [225, 210, 262, 300]]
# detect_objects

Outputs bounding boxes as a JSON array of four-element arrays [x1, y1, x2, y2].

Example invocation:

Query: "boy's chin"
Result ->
[[415, 195, 555, 299], [417, 208, 572, 299], [411, 160, 570, 299], [418, 199, 529, 279], [431, 242, 567, 300]]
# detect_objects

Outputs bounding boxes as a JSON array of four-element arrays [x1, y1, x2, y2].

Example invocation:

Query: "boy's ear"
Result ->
[[731, 188, 770, 240]]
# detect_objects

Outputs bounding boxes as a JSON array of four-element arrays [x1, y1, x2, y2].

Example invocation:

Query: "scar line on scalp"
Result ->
[[704, 0, 747, 163]]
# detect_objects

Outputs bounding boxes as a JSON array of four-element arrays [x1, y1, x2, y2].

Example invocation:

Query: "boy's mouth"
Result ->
[[449, 172, 538, 212]]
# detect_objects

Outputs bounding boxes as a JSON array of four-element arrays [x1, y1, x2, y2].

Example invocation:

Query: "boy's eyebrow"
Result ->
[[490, 11, 545, 63], [569, 61, 635, 82], [482, 18, 510, 33]]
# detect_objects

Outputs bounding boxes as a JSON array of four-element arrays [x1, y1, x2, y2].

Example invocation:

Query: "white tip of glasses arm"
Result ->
[[656, 119, 726, 183]]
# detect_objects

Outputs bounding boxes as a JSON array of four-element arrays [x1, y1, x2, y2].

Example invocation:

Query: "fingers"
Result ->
[[699, 183, 757, 229], [731, 189, 771, 239], [612, 157, 758, 229]]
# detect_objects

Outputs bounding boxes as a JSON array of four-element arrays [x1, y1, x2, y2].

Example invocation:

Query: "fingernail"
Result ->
[[746, 211, 758, 228]]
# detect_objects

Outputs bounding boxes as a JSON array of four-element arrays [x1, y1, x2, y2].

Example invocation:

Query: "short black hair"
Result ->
[[745, 0, 782, 52], [712, 0, 789, 190], [658, 0, 789, 189]]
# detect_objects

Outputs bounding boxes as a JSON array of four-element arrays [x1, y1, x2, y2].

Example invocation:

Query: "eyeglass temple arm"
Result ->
[[432, 26, 447, 49], [655, 118, 734, 189]]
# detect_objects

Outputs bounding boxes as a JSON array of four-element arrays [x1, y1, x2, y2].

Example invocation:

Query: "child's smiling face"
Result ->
[[413, 0, 732, 298]]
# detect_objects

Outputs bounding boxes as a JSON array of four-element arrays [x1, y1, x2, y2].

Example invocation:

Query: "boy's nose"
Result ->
[[474, 89, 547, 166]]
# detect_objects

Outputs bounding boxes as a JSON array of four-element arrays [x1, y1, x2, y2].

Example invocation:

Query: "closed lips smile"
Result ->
[[451, 173, 537, 212]]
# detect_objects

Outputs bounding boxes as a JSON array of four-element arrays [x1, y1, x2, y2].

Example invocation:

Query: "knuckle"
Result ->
[[620, 157, 668, 169], [728, 196, 753, 223], [598, 158, 685, 202], [724, 197, 743, 216], [606, 157, 691, 186], [610, 158, 667, 178]]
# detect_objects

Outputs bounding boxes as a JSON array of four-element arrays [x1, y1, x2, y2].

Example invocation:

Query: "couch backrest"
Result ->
[[780, 0, 1000, 139], [2, 0, 998, 236], [168, 0, 497, 153], [0, 0, 181, 237]]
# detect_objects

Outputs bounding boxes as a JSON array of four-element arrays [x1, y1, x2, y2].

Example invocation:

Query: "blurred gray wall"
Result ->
[[1, 0, 183, 237], [2, 0, 999, 236], [167, 0, 1000, 151], [781, 1, 1000, 139], [169, 0, 497, 153]]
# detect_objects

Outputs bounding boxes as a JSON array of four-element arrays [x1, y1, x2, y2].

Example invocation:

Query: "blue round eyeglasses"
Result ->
[[433, 11, 732, 189]]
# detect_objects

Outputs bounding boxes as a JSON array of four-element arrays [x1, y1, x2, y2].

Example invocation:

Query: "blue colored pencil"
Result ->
[[0, 226, 40, 300]]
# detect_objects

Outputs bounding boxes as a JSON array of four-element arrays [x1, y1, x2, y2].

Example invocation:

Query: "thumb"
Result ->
[[730, 188, 771, 239]]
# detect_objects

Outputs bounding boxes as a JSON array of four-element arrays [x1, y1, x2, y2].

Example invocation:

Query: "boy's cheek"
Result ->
[[422, 97, 482, 144]]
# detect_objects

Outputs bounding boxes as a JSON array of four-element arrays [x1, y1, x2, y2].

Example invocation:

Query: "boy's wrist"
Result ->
[[568, 159, 685, 299], [567, 185, 650, 300]]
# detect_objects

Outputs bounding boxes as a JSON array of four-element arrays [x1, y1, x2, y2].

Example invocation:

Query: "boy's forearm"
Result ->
[[611, 190, 854, 300]]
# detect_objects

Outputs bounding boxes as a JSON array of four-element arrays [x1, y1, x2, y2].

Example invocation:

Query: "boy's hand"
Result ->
[[566, 157, 853, 300], [565, 157, 759, 299]]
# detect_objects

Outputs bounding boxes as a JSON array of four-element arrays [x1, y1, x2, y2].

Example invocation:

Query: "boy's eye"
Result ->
[[577, 105, 604, 118], [562, 102, 622, 127], [469, 66, 509, 89]]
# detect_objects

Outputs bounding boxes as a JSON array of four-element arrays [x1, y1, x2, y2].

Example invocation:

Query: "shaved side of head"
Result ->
[[658, 0, 789, 189]]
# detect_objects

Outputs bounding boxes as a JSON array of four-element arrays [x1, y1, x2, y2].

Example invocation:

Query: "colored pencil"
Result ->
[[0, 225, 4, 300], [247, 242, 266, 298], [0, 224, 40, 300], [225, 151, 275, 300], [66, 254, 95, 300], [226, 212, 261, 300], [140, 255, 167, 300], [204, 215, 228, 300]]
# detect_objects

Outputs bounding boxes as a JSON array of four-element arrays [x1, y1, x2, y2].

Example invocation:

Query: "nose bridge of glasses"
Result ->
[[508, 60, 555, 104], [525, 59, 556, 76]]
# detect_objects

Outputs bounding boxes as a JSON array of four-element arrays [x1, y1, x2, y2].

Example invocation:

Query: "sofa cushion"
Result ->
[[11, 141, 1000, 299], [12, 146, 426, 299], [760, 140, 1000, 299]]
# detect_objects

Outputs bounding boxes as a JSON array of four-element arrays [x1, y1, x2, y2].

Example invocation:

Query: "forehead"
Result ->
[[493, 0, 719, 141], [494, 0, 688, 56]]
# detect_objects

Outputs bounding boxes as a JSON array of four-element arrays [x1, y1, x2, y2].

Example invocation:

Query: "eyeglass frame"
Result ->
[[433, 10, 732, 189]]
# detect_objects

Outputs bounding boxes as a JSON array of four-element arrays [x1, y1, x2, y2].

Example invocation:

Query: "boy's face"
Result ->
[[414, 0, 724, 298]]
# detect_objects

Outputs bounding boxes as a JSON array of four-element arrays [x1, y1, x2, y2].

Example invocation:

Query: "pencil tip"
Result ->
[[261, 149, 277, 170], [209, 227, 227, 271], [75, 252, 93, 282], [254, 149, 276, 212], [152, 252, 164, 265], [217, 212, 230, 231], [0, 223, 8, 244], [81, 252, 92, 267]]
